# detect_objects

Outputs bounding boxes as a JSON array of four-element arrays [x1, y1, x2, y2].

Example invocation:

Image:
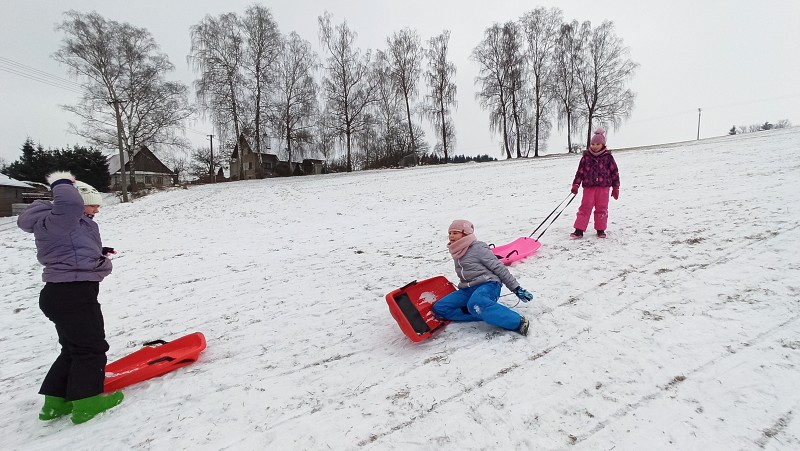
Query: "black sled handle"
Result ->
[[399, 280, 418, 291], [143, 339, 168, 347]]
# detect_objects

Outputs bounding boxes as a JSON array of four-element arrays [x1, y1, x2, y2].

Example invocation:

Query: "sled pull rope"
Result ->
[[527, 193, 574, 239], [499, 292, 521, 308], [528, 193, 577, 240]]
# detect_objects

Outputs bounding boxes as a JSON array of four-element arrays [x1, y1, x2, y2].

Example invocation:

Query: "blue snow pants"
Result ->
[[432, 281, 522, 331]]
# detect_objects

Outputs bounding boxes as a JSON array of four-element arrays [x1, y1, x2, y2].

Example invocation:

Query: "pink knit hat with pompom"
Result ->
[[590, 128, 606, 146]]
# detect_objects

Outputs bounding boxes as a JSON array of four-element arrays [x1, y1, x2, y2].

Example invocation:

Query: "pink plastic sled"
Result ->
[[491, 237, 542, 265]]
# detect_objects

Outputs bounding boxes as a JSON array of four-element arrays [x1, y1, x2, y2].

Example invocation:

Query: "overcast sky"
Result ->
[[1, 0, 798, 166]]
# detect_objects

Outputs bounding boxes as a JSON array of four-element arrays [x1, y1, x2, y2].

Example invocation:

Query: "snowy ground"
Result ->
[[2, 127, 799, 450]]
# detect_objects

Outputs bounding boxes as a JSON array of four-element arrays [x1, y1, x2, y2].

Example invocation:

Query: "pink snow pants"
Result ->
[[574, 186, 611, 231]]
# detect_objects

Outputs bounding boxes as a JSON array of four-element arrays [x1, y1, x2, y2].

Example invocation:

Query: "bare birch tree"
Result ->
[[268, 32, 318, 174], [386, 28, 424, 159], [189, 13, 246, 179], [54, 12, 128, 201], [318, 12, 375, 172], [423, 30, 457, 162], [503, 22, 526, 158], [473, 22, 524, 159], [578, 21, 638, 147], [520, 7, 562, 157], [113, 34, 193, 187], [552, 20, 588, 153], [366, 51, 404, 168], [241, 5, 281, 159], [55, 11, 192, 201]]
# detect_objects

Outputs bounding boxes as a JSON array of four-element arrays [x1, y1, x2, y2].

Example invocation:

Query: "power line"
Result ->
[[626, 93, 800, 126], [0, 56, 79, 86], [704, 93, 800, 110], [185, 127, 210, 137], [0, 66, 84, 94], [0, 56, 83, 94], [0, 57, 215, 139]]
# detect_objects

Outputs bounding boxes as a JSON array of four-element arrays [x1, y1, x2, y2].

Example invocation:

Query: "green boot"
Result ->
[[71, 392, 124, 424], [39, 395, 73, 421]]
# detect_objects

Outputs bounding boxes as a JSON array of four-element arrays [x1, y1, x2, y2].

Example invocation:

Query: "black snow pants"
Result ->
[[38, 281, 109, 401]]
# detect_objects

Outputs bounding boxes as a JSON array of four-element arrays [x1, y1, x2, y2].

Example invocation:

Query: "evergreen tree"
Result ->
[[57, 146, 111, 191], [1, 138, 54, 183], [1, 139, 110, 190], [729, 126, 737, 135]]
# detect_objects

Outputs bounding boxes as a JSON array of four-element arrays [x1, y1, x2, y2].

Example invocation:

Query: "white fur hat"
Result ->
[[74, 181, 102, 206]]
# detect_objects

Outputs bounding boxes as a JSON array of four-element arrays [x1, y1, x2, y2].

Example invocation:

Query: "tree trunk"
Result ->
[[254, 68, 263, 174], [346, 129, 352, 172], [566, 112, 573, 152], [404, 95, 415, 157], [510, 85, 522, 158], [439, 97, 448, 162], [500, 93, 512, 159], [229, 78, 242, 179], [112, 100, 129, 202]]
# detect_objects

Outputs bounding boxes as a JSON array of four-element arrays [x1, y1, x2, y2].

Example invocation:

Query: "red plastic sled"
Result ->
[[491, 237, 542, 265], [104, 332, 206, 393], [385, 275, 456, 342]]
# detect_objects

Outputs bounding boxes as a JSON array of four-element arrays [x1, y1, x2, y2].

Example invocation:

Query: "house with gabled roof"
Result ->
[[107, 146, 177, 190], [230, 134, 273, 180], [230, 134, 325, 179]]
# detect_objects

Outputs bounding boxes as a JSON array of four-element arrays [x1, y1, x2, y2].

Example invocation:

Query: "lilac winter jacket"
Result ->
[[17, 183, 112, 283], [572, 150, 620, 188], [453, 241, 521, 291]]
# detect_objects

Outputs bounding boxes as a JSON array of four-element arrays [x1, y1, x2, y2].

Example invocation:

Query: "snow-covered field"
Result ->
[[2, 127, 799, 450]]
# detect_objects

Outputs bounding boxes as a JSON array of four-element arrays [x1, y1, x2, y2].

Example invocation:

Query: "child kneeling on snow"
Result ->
[[433, 220, 533, 336]]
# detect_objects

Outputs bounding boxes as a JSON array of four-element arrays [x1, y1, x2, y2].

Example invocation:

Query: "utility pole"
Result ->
[[697, 108, 702, 140], [208, 134, 215, 183]]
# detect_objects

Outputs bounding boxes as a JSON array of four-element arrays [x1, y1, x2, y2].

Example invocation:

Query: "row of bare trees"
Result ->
[[185, 8, 457, 175], [52, 6, 637, 198], [472, 7, 638, 158]]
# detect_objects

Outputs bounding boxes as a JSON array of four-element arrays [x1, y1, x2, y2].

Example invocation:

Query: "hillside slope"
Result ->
[[1, 128, 799, 450]]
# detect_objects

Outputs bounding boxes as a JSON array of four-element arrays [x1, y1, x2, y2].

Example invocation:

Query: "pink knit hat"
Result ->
[[449, 219, 474, 235], [590, 128, 606, 146]]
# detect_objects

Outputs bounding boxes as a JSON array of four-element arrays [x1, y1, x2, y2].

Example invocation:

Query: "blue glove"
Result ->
[[514, 287, 533, 302]]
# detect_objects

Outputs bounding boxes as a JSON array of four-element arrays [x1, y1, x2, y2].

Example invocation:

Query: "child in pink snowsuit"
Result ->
[[570, 128, 620, 238]]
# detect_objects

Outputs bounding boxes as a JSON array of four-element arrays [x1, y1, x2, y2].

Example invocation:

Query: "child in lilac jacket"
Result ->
[[17, 171, 123, 424], [570, 128, 620, 238]]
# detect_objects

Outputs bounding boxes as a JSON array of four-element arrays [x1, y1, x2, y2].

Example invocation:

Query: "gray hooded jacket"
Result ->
[[453, 241, 520, 291]]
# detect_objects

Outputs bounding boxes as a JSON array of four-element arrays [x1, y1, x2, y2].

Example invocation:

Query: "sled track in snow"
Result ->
[[556, 223, 793, 310], [553, 224, 800, 446], [754, 410, 795, 449], [0, 222, 19, 234], [357, 328, 592, 447], [573, 312, 800, 446]]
